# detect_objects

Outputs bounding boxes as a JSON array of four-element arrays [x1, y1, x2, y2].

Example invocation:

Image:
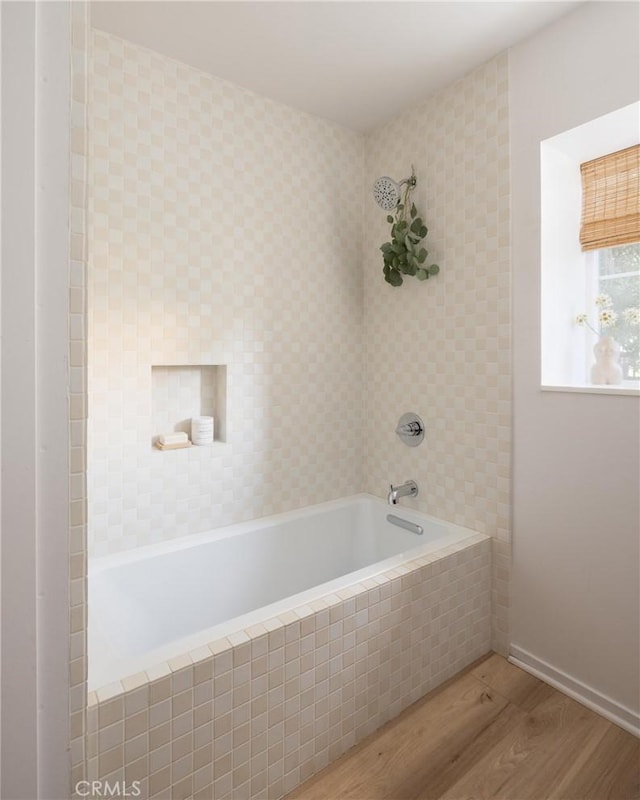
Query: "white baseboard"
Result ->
[[509, 645, 639, 738]]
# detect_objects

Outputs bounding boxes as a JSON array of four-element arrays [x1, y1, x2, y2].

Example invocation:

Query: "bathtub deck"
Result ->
[[287, 653, 640, 800]]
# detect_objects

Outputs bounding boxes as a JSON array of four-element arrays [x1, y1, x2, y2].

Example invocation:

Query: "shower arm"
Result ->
[[396, 170, 417, 209], [399, 166, 417, 191], [398, 173, 417, 191]]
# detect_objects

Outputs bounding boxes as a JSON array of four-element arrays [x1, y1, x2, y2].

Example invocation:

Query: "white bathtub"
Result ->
[[89, 493, 482, 690]]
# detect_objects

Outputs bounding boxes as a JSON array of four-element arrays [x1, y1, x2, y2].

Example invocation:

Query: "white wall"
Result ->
[[1, 3, 71, 797], [0, 3, 3, 790], [511, 1, 640, 731], [1, 6, 39, 794]]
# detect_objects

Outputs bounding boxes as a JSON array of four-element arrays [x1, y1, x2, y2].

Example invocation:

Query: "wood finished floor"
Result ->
[[287, 653, 640, 800]]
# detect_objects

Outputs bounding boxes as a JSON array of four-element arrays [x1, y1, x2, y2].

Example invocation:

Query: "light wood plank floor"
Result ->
[[287, 653, 640, 800]]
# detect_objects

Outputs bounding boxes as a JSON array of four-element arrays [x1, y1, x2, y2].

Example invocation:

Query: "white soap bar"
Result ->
[[158, 431, 189, 446]]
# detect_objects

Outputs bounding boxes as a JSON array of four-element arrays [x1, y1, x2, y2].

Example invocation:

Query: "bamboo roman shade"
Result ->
[[579, 144, 640, 251]]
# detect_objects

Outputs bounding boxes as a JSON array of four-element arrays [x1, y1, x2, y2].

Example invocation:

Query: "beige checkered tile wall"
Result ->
[[87, 31, 511, 652], [363, 53, 511, 652], [88, 31, 365, 557]]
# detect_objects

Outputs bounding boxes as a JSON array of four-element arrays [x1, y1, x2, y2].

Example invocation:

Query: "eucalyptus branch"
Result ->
[[379, 185, 439, 287]]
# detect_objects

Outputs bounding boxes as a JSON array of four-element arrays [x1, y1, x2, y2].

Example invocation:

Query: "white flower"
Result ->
[[598, 308, 617, 328], [575, 313, 588, 326], [594, 294, 613, 308], [623, 307, 640, 324]]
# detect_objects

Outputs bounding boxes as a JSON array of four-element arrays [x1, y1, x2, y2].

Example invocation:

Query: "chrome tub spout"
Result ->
[[387, 480, 418, 505]]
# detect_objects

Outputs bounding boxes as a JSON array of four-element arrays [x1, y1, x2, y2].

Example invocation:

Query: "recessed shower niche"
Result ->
[[151, 364, 227, 448]]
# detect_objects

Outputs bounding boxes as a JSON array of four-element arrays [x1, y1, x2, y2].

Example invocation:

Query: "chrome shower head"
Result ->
[[373, 170, 417, 211], [373, 176, 401, 211]]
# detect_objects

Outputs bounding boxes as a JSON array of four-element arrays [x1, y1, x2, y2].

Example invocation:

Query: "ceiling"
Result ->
[[91, 1, 582, 132]]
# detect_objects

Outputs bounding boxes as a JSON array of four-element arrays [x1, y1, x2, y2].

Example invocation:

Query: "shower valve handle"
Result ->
[[395, 412, 425, 447], [396, 421, 422, 436]]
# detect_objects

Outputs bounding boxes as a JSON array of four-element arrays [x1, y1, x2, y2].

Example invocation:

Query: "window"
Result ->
[[540, 103, 640, 392], [585, 244, 640, 381]]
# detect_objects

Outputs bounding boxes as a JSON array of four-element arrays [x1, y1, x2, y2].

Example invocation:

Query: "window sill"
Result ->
[[541, 384, 640, 396]]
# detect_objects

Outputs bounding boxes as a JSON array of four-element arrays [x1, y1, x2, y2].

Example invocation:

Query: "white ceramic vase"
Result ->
[[590, 335, 623, 385]]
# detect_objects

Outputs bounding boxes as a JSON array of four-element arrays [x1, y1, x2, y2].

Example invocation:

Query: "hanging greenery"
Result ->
[[380, 184, 439, 287]]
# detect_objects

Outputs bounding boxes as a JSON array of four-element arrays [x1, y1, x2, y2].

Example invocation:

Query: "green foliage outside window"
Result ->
[[598, 243, 640, 378]]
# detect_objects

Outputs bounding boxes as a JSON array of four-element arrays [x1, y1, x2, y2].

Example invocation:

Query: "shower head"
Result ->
[[373, 176, 401, 211], [373, 170, 417, 211]]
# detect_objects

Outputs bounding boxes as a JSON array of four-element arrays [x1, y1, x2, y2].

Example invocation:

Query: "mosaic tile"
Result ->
[[363, 52, 511, 648], [79, 29, 512, 800], [90, 536, 491, 797], [87, 30, 365, 558]]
